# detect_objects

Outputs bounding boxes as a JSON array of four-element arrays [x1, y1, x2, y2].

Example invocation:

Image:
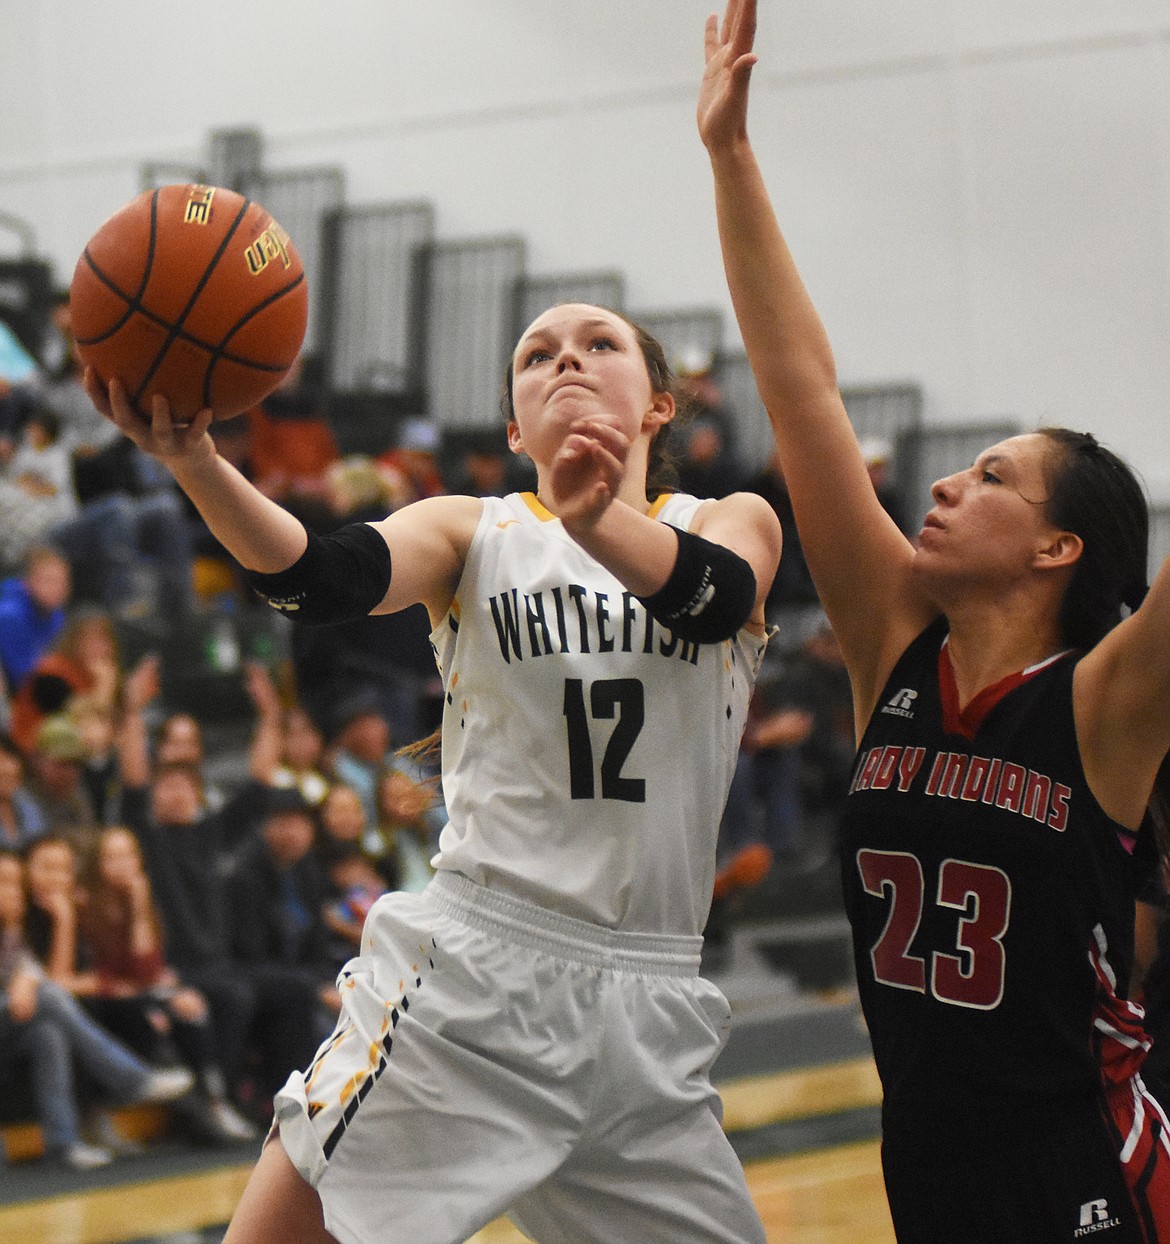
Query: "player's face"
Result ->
[[508, 305, 667, 466], [915, 433, 1068, 590]]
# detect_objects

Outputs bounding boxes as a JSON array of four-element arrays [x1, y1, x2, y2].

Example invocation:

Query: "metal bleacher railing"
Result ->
[[319, 200, 434, 400], [513, 271, 627, 337], [420, 235, 526, 432]]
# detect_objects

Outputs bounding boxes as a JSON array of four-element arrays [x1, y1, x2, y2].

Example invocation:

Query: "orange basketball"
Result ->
[[69, 184, 309, 422]]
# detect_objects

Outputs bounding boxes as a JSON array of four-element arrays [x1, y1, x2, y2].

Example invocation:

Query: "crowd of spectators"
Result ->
[[0, 628, 450, 1170], [0, 289, 917, 1171]]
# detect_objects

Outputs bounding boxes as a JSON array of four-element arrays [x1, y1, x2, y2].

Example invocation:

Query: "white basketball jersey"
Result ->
[[430, 491, 768, 936]]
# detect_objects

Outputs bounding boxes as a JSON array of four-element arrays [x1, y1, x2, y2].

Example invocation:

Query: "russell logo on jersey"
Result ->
[[881, 688, 918, 719], [1074, 1198, 1122, 1236]]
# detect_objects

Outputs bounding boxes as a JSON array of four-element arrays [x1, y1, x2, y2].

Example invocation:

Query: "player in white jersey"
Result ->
[[86, 294, 782, 1243]]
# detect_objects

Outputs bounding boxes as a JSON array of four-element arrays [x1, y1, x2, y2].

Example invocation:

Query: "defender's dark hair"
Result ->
[[1038, 427, 1149, 651], [1038, 428, 1169, 853], [501, 306, 688, 500]]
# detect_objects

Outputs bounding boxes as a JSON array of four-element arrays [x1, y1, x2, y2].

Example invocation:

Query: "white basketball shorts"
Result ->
[[273, 870, 765, 1244]]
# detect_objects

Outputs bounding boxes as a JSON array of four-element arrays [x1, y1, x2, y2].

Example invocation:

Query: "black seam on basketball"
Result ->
[[202, 273, 307, 407], [77, 287, 290, 372], [72, 253, 140, 344], [131, 195, 253, 410], [74, 194, 160, 347]]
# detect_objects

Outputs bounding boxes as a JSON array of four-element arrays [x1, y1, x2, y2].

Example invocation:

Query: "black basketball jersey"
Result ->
[[841, 618, 1152, 1138]]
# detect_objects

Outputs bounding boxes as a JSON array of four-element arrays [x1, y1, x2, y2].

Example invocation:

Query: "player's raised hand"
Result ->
[[546, 417, 630, 533], [83, 368, 215, 464], [697, 0, 758, 153]]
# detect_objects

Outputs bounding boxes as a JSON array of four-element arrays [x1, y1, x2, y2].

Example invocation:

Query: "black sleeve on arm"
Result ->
[[243, 521, 392, 627], [635, 525, 757, 644]]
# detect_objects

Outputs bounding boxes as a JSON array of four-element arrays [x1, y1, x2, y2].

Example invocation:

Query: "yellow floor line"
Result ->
[[718, 1056, 883, 1133]]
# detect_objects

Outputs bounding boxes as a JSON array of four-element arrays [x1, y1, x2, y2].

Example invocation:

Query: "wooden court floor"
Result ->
[[0, 1058, 895, 1244], [0, 1140, 894, 1244]]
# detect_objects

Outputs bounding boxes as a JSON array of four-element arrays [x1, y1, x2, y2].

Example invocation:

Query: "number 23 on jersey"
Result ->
[[857, 849, 1012, 1011]]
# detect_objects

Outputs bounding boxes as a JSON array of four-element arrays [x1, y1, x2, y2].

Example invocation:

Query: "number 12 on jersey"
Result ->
[[563, 678, 646, 803], [857, 849, 1012, 1011]]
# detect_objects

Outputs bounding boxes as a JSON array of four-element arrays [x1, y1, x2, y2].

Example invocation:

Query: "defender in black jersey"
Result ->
[[845, 620, 1165, 1240], [703, 2, 1170, 1239]]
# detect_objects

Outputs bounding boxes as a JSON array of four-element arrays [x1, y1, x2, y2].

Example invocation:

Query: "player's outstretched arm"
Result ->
[[87, 370, 480, 623], [1075, 550, 1170, 829], [85, 371, 308, 573], [699, 0, 934, 713]]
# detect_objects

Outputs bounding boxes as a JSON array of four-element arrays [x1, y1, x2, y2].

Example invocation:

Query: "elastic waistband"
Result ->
[[426, 871, 702, 978]]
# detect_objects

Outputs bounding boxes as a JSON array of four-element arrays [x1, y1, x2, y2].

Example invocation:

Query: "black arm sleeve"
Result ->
[[242, 521, 392, 626], [635, 525, 757, 644]]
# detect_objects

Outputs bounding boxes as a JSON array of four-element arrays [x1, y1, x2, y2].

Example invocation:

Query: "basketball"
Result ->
[[69, 183, 309, 422]]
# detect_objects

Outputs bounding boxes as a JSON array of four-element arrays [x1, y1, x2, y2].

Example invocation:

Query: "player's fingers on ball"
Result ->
[[107, 378, 140, 428], [185, 408, 215, 442], [82, 367, 111, 413], [149, 393, 176, 435]]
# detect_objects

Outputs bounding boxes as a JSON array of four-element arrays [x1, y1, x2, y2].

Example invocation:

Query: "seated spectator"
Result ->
[[224, 786, 338, 1097], [30, 292, 194, 616], [370, 763, 443, 894], [0, 732, 46, 851], [716, 615, 854, 890], [317, 776, 424, 896], [23, 834, 91, 993], [374, 416, 445, 503], [25, 715, 99, 859], [440, 430, 513, 498], [321, 454, 411, 526], [275, 705, 330, 808], [782, 616, 856, 847], [729, 655, 816, 866], [243, 661, 331, 811], [317, 780, 371, 859], [0, 404, 157, 615], [0, 849, 194, 1170], [81, 826, 257, 1144], [676, 358, 747, 498], [70, 695, 121, 826], [152, 708, 228, 812], [324, 691, 396, 824], [0, 546, 70, 694], [9, 606, 122, 755], [0, 405, 76, 568], [742, 447, 821, 626], [245, 355, 339, 529], [292, 606, 442, 756], [116, 657, 320, 1119], [32, 291, 131, 481], [321, 844, 386, 968]]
